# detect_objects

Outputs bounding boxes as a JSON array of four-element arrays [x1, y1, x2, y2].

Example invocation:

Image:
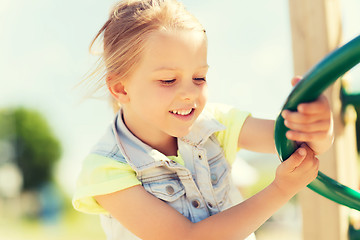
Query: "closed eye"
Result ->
[[193, 77, 206, 84], [160, 79, 176, 85]]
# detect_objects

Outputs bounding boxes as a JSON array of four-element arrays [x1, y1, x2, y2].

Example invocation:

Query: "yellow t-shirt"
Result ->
[[73, 104, 250, 214]]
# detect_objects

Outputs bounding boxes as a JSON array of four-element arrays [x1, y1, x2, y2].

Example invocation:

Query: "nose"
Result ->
[[178, 79, 199, 101]]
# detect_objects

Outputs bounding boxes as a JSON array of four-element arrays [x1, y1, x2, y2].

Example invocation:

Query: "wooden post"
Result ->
[[288, 0, 359, 239]]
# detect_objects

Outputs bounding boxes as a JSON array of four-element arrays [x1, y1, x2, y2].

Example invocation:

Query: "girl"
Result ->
[[73, 0, 334, 239]]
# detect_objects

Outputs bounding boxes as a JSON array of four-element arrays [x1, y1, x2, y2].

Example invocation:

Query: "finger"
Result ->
[[297, 95, 330, 115], [291, 76, 302, 87], [299, 149, 319, 173], [283, 147, 307, 171], [284, 119, 331, 133], [285, 131, 328, 142], [300, 144, 316, 160], [282, 110, 326, 124], [310, 157, 319, 171]]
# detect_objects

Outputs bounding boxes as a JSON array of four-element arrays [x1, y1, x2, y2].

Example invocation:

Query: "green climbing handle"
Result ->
[[274, 34, 360, 211]]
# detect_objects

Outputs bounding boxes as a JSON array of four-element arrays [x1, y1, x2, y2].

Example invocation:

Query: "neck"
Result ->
[[121, 110, 178, 156], [151, 137, 178, 156]]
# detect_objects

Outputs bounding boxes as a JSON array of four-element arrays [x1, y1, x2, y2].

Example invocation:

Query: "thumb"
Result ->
[[282, 147, 307, 171], [291, 76, 302, 87]]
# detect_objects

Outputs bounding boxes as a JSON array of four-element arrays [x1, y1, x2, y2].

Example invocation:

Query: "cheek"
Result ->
[[200, 85, 208, 102], [135, 87, 174, 109], [154, 87, 176, 100]]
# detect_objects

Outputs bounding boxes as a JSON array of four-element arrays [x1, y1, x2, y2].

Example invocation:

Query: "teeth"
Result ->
[[171, 109, 192, 116]]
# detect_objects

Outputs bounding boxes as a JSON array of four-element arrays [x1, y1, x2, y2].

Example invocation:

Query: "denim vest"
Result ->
[[92, 108, 256, 240]]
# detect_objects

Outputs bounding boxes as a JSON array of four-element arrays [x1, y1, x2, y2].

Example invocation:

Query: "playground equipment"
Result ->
[[285, 0, 359, 239], [274, 34, 360, 211]]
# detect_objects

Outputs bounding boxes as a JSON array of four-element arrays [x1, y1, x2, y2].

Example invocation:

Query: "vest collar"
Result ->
[[179, 109, 225, 146], [113, 108, 225, 171]]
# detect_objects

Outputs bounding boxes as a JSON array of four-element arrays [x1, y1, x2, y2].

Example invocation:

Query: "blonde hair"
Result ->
[[85, 0, 206, 112]]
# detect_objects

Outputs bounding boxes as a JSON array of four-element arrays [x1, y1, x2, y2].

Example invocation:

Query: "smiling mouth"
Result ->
[[169, 108, 194, 116]]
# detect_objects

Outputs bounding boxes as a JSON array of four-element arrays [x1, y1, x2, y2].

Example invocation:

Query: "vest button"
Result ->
[[211, 174, 218, 184], [192, 200, 200, 208], [165, 185, 175, 195]]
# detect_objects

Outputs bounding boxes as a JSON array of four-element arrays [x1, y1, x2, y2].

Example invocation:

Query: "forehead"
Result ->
[[139, 30, 208, 71]]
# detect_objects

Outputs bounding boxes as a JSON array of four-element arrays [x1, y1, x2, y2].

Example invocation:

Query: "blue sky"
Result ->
[[0, 0, 359, 195]]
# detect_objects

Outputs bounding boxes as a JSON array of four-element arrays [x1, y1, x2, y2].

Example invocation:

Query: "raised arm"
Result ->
[[238, 76, 334, 156], [237, 117, 276, 154], [95, 145, 317, 240]]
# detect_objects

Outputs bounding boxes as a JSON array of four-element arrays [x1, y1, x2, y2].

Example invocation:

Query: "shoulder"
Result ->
[[73, 153, 140, 214], [204, 103, 251, 164], [90, 123, 127, 164], [203, 103, 251, 126]]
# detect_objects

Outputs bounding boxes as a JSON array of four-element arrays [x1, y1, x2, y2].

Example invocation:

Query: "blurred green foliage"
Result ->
[[0, 107, 61, 190]]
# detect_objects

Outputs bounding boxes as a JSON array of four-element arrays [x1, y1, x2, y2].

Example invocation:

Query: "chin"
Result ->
[[172, 127, 192, 138], [175, 133, 188, 138]]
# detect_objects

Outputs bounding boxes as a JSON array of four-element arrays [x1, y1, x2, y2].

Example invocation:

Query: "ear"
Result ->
[[107, 75, 130, 104]]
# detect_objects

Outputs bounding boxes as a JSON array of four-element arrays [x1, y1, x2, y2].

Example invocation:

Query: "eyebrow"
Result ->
[[152, 65, 210, 72]]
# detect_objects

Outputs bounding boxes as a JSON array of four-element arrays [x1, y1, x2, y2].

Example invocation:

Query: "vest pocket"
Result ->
[[208, 155, 231, 208], [143, 178, 186, 214]]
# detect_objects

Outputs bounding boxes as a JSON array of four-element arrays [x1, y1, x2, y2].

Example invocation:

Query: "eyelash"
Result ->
[[160, 78, 206, 85], [160, 79, 176, 85]]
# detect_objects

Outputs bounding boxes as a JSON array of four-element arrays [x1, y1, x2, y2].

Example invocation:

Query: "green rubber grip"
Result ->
[[274, 34, 360, 211]]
